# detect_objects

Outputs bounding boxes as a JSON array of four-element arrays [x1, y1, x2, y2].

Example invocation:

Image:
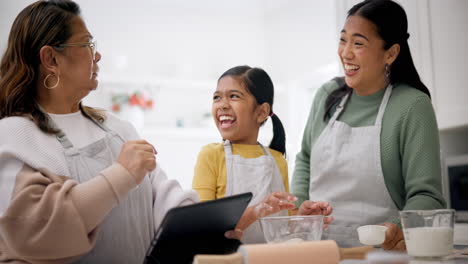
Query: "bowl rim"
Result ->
[[259, 215, 324, 221], [399, 209, 455, 215], [357, 225, 388, 232]]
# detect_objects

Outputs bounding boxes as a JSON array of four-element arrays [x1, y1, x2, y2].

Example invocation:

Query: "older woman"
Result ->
[[292, 0, 446, 250], [0, 1, 199, 263]]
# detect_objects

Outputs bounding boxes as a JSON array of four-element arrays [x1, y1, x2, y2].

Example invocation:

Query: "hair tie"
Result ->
[[269, 112, 275, 117]]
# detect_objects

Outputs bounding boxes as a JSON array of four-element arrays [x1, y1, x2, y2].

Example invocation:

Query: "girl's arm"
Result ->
[[192, 145, 219, 201]]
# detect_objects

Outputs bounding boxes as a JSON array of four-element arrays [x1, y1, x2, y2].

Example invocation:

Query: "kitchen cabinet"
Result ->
[[427, 0, 468, 130]]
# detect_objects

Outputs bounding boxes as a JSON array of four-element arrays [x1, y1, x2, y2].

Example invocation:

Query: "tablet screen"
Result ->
[[144, 192, 252, 264]]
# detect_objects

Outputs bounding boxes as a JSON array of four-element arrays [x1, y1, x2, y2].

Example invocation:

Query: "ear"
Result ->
[[39, 45, 60, 73], [256, 102, 271, 124], [385, 43, 400, 66]]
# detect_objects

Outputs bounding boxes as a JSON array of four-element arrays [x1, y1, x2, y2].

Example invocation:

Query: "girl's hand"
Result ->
[[253, 191, 297, 218], [297, 200, 334, 229], [234, 192, 297, 232]]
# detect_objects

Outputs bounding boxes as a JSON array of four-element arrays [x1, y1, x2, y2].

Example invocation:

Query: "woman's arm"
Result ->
[[291, 89, 325, 207], [151, 164, 200, 231], [0, 160, 136, 263], [380, 96, 446, 251], [400, 97, 446, 211]]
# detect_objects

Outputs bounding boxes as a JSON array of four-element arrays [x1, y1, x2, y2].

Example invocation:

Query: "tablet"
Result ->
[[144, 192, 253, 264]]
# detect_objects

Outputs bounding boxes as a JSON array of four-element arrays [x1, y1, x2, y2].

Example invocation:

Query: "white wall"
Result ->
[[0, 0, 338, 189]]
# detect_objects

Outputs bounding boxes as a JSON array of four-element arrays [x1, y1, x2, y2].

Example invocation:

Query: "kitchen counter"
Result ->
[[340, 245, 468, 264]]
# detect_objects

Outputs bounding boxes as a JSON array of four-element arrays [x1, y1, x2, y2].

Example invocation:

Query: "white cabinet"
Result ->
[[427, 0, 468, 130]]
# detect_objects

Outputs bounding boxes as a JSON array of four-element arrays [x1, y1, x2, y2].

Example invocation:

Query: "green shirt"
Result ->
[[291, 79, 446, 224]]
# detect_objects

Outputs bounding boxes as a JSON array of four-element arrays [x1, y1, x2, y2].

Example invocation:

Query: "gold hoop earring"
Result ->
[[44, 73, 60, 90]]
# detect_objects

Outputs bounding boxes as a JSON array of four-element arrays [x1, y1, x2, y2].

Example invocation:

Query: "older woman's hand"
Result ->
[[117, 140, 157, 184]]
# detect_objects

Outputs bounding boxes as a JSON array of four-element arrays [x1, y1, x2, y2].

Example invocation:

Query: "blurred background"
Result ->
[[1, 0, 467, 190]]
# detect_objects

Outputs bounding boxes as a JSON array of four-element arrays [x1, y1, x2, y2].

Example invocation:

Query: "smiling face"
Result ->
[[56, 16, 101, 102], [212, 76, 264, 145], [338, 15, 394, 95]]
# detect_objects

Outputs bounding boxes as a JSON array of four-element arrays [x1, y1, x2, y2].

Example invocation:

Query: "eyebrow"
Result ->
[[214, 90, 245, 95], [341, 29, 369, 41], [77, 33, 93, 41]]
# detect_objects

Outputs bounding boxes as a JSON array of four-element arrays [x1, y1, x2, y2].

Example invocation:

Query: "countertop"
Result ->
[[340, 245, 468, 264]]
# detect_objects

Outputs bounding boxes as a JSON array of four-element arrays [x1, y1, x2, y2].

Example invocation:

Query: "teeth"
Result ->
[[344, 64, 359, 71], [219, 115, 234, 121]]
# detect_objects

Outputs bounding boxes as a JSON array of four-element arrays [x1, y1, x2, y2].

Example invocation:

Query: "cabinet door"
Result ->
[[429, 0, 468, 130]]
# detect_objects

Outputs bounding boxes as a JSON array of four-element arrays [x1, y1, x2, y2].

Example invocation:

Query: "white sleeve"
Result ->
[[0, 157, 23, 216], [150, 164, 200, 231]]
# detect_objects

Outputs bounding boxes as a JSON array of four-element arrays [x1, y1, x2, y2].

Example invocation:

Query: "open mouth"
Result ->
[[219, 115, 236, 129], [344, 63, 360, 75]]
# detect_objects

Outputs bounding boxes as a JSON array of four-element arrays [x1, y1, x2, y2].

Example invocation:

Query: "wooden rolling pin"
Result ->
[[193, 240, 374, 264]]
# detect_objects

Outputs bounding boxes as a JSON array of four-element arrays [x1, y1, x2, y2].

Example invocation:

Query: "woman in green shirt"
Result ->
[[292, 0, 446, 250]]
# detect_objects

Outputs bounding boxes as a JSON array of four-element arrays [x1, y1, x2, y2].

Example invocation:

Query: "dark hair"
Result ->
[[219, 65, 286, 155], [0, 0, 104, 134], [324, 0, 430, 121]]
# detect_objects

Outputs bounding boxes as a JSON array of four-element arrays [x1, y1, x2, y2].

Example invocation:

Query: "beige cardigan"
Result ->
[[0, 115, 199, 263]]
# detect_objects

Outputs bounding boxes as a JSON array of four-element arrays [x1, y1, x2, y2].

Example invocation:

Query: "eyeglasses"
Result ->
[[54, 41, 97, 60]]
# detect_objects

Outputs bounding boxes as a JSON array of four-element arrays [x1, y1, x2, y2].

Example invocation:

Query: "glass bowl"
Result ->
[[259, 215, 323, 243]]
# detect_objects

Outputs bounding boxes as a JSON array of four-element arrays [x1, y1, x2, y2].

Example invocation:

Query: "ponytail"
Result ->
[[269, 113, 286, 155]]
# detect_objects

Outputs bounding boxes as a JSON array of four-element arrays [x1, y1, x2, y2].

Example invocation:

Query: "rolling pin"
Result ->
[[193, 240, 374, 264]]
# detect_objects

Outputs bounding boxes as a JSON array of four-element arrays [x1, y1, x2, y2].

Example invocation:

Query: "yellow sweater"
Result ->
[[192, 143, 289, 201]]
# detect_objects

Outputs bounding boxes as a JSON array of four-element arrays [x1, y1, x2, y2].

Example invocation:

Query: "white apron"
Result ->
[[50, 116, 154, 263], [308, 85, 399, 247], [224, 140, 287, 244]]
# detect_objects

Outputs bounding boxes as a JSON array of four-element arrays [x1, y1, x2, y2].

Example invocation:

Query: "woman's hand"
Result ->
[[297, 200, 334, 229], [117, 140, 157, 184], [381, 223, 406, 251]]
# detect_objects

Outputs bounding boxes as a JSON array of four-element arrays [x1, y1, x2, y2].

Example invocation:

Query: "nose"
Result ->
[[215, 96, 230, 110], [94, 51, 102, 63], [340, 42, 353, 60], [341, 43, 353, 59]]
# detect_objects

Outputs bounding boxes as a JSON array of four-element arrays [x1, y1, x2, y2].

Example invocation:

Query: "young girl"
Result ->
[[192, 66, 332, 243]]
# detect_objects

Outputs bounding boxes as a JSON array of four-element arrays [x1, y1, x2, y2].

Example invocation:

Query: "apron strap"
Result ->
[[329, 93, 350, 124], [55, 130, 74, 149], [223, 139, 233, 155], [258, 142, 272, 157], [374, 85, 393, 126], [45, 115, 76, 150]]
